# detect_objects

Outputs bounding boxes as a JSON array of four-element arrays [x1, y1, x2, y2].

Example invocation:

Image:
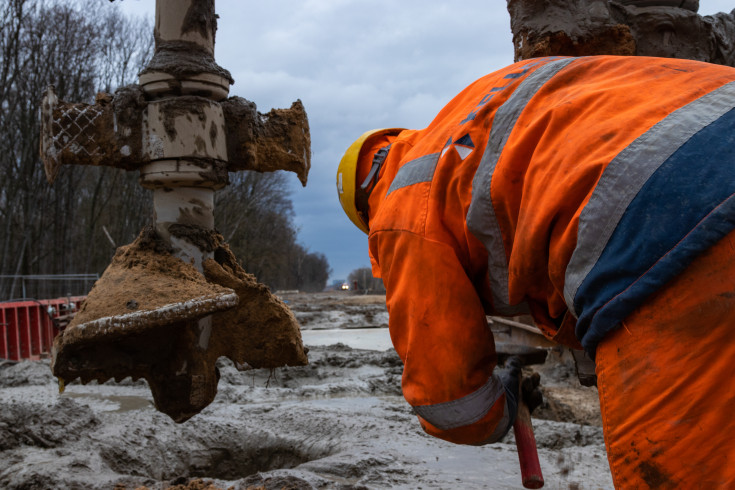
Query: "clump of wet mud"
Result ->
[[0, 359, 55, 387], [222, 98, 311, 186], [141, 41, 233, 85], [513, 24, 636, 60], [68, 226, 233, 327]]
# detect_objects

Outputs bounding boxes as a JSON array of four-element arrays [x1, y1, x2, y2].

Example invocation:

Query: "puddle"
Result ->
[[300, 328, 393, 351], [62, 391, 153, 412]]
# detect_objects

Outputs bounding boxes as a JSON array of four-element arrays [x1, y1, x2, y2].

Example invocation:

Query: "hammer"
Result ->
[[497, 342, 547, 489]]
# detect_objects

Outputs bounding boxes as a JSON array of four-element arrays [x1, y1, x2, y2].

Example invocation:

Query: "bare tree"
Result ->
[[348, 267, 385, 294], [0, 0, 152, 298], [0, 0, 329, 298], [96, 6, 153, 92], [215, 171, 331, 292]]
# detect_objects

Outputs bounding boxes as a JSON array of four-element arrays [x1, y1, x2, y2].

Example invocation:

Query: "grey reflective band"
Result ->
[[563, 80, 735, 315], [412, 374, 505, 430], [386, 152, 441, 197], [481, 397, 512, 444], [467, 58, 575, 315]]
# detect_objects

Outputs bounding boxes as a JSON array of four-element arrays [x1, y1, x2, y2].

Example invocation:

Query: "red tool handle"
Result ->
[[513, 399, 544, 489]]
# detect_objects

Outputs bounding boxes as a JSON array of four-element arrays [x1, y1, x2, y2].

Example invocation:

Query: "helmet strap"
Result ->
[[356, 144, 391, 221]]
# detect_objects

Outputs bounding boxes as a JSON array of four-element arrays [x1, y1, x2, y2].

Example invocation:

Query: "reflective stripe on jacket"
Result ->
[[365, 56, 735, 445]]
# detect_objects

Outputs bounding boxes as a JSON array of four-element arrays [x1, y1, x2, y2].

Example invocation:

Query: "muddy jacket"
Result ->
[[363, 56, 735, 445]]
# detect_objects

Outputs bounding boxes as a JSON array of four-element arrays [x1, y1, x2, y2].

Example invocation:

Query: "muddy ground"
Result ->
[[0, 293, 612, 489]]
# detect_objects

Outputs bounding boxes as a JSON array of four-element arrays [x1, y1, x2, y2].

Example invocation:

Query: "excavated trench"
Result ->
[[98, 423, 332, 481]]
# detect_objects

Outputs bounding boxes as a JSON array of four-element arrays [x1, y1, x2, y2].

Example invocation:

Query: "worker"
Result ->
[[336, 55, 735, 488]]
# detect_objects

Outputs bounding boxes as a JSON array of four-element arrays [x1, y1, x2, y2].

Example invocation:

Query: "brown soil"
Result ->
[[514, 24, 636, 60], [203, 243, 308, 369], [222, 98, 311, 186], [68, 227, 234, 329], [124, 478, 228, 490]]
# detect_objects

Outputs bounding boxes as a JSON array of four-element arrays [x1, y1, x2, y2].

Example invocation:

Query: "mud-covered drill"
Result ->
[[40, 0, 309, 422]]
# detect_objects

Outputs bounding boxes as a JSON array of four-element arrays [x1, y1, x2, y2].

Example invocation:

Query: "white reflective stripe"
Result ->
[[467, 58, 575, 315], [412, 374, 505, 430], [386, 152, 440, 197], [563, 80, 735, 315]]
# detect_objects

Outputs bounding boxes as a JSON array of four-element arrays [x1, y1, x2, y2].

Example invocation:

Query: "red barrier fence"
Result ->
[[0, 297, 85, 361]]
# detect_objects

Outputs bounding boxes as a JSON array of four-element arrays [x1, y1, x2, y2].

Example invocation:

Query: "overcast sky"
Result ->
[[113, 0, 735, 283]]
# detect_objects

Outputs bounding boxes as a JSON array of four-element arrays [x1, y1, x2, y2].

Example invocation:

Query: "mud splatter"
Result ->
[[181, 1, 216, 42], [141, 40, 233, 85], [638, 460, 677, 489], [222, 98, 311, 186]]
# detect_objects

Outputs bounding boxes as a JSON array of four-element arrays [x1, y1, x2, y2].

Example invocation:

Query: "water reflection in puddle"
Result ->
[[301, 328, 393, 351], [62, 391, 153, 412]]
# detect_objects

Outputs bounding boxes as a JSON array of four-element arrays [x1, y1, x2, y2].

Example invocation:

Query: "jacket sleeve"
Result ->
[[369, 229, 513, 445]]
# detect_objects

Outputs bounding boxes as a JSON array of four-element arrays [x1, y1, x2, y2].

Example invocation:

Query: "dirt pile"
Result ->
[[0, 398, 99, 451]]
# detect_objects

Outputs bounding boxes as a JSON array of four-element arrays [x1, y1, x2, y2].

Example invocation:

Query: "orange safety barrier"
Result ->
[[0, 297, 85, 361]]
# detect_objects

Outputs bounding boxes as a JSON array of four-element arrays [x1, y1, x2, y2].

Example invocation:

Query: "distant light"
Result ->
[[341, 283, 349, 290]]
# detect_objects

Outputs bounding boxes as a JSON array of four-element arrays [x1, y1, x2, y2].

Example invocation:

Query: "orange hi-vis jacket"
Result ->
[[363, 56, 735, 445]]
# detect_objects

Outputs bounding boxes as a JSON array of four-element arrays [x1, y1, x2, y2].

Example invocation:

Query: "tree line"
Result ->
[[347, 267, 385, 294], [0, 0, 330, 299]]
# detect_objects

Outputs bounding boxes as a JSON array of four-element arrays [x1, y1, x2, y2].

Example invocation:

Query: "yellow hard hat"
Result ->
[[336, 128, 404, 234]]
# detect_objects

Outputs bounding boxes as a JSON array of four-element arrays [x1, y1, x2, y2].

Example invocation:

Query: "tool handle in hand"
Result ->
[[513, 399, 544, 489]]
